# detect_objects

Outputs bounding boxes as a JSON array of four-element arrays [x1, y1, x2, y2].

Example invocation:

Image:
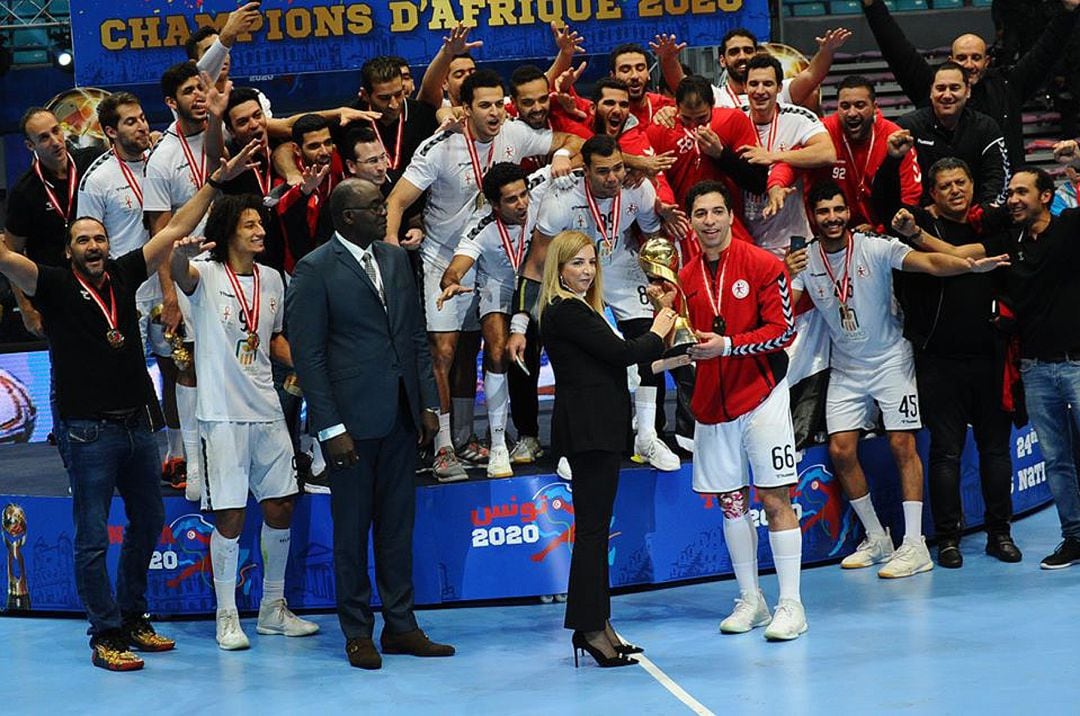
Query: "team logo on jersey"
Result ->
[[503, 146, 516, 159], [79, 289, 91, 301], [269, 297, 278, 313], [856, 264, 869, 278], [732, 279, 750, 299], [626, 203, 638, 215], [222, 305, 232, 322], [676, 135, 695, 153]]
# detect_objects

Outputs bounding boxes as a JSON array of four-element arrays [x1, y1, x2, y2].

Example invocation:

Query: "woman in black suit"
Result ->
[[539, 230, 677, 668]]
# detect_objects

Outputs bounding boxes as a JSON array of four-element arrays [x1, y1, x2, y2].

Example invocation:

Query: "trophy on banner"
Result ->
[[3, 503, 31, 612], [638, 237, 696, 372], [149, 304, 193, 371]]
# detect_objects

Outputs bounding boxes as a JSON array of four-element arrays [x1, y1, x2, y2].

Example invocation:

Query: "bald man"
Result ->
[[861, 0, 1079, 167]]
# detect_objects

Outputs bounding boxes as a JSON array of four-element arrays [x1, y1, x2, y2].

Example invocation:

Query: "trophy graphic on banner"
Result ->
[[3, 503, 31, 612], [638, 237, 696, 373]]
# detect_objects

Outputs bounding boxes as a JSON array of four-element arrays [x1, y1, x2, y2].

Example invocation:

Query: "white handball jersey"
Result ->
[[455, 167, 552, 286], [536, 170, 660, 321], [742, 102, 825, 257], [713, 77, 794, 109], [78, 151, 149, 257], [792, 231, 914, 371], [402, 118, 553, 264], [188, 261, 285, 422], [143, 122, 209, 235]]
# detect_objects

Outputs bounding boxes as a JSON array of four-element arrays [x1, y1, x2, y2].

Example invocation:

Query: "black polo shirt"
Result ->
[[5, 146, 105, 267], [982, 208, 1080, 360], [220, 147, 286, 271], [30, 250, 156, 419], [341, 98, 438, 187]]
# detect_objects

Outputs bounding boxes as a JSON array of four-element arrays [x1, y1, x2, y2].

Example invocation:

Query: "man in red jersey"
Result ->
[[608, 43, 674, 125], [669, 180, 804, 641], [817, 76, 922, 231]]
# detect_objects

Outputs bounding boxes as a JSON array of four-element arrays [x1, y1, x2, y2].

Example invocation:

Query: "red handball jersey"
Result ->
[[817, 111, 923, 231], [679, 239, 796, 423], [628, 91, 674, 127]]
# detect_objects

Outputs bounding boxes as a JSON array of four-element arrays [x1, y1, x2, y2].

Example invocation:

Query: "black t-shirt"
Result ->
[[341, 98, 438, 187], [220, 148, 286, 271], [30, 250, 156, 419], [5, 146, 105, 267], [982, 208, 1080, 359]]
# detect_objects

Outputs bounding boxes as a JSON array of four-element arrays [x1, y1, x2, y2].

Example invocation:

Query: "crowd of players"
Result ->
[[5, 0, 1080, 669]]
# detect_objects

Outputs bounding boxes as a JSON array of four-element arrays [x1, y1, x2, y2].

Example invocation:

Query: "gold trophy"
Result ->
[[638, 237, 696, 371], [149, 303, 193, 372], [282, 373, 303, 398], [3, 503, 30, 611]]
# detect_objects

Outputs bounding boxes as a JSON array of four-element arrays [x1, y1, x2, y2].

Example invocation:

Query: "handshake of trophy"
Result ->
[[638, 237, 697, 374]]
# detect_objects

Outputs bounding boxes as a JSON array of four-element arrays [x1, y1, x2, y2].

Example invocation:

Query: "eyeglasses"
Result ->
[[344, 203, 388, 216]]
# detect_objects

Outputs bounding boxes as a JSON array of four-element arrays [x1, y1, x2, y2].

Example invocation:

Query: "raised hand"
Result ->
[[891, 208, 919, 238], [299, 161, 331, 196], [173, 235, 216, 260], [551, 21, 586, 56], [219, 138, 263, 182], [203, 71, 232, 119], [649, 33, 686, 62], [1053, 139, 1080, 164], [816, 27, 853, 53], [219, 1, 262, 47], [338, 107, 382, 126], [443, 24, 483, 55], [886, 129, 915, 158]]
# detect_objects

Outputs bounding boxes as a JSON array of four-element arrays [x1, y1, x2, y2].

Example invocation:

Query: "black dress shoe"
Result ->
[[380, 628, 455, 657], [937, 540, 963, 569], [986, 534, 1023, 563], [346, 637, 382, 669]]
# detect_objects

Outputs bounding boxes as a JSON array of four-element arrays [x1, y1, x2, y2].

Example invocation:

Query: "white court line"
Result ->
[[615, 631, 715, 716]]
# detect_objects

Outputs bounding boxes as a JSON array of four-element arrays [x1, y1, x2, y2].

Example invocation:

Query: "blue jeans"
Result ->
[[60, 414, 164, 636], [1020, 359, 1080, 540]]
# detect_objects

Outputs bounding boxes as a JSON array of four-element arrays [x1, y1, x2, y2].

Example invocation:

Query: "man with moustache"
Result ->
[[607, 43, 674, 125], [0, 143, 258, 670], [274, 114, 341, 271]]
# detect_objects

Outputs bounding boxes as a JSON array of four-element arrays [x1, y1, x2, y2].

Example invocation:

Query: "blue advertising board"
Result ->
[[69, 0, 770, 88]]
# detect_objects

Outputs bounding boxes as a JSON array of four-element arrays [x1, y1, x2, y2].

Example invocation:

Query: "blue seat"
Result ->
[[971, 0, 993, 6], [791, 2, 828, 16], [931, 0, 963, 7], [895, 0, 929, 10], [829, 0, 863, 14]]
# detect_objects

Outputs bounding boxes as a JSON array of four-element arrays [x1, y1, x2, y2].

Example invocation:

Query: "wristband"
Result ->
[[207, 175, 226, 190], [721, 336, 732, 357], [554, 148, 572, 158], [510, 313, 530, 335]]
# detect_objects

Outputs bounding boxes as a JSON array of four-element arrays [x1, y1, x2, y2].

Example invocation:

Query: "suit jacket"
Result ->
[[285, 236, 438, 440], [541, 297, 664, 455]]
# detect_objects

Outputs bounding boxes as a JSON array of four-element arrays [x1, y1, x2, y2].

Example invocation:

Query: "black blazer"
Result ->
[[541, 297, 664, 455], [285, 237, 438, 440]]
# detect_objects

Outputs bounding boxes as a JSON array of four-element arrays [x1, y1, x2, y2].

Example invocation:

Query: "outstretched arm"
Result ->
[[0, 232, 39, 296], [861, 0, 935, 105], [788, 28, 853, 108]]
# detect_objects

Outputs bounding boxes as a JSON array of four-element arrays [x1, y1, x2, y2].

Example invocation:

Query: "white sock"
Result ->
[[211, 529, 239, 613], [484, 372, 509, 450], [175, 384, 201, 481], [260, 523, 290, 605], [902, 501, 924, 545], [635, 385, 657, 442], [166, 427, 184, 460], [435, 412, 452, 452], [850, 493, 885, 538], [451, 396, 475, 447], [723, 513, 759, 597], [769, 528, 803, 603]]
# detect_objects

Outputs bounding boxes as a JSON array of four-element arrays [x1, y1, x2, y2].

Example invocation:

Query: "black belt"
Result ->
[[1032, 351, 1080, 363], [95, 408, 146, 427]]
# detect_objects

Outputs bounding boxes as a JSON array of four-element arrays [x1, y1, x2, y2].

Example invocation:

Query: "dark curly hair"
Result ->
[[205, 194, 267, 263]]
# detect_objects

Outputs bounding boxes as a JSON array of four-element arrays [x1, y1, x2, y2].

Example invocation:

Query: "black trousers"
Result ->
[[563, 450, 622, 632], [329, 386, 419, 639], [508, 319, 542, 439], [917, 353, 1013, 540], [618, 318, 666, 435]]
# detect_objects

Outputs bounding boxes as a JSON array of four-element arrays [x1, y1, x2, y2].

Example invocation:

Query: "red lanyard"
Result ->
[[584, 181, 621, 255], [251, 147, 273, 195], [819, 233, 854, 306], [754, 108, 780, 152], [495, 216, 527, 272], [373, 100, 407, 171], [698, 252, 729, 320], [34, 154, 76, 224], [841, 125, 876, 196], [176, 128, 206, 188], [224, 263, 261, 344], [463, 123, 495, 193], [73, 271, 122, 346], [113, 148, 144, 207], [723, 81, 741, 108]]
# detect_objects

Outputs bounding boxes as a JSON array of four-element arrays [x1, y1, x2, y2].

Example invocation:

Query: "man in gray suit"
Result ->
[[286, 178, 453, 670]]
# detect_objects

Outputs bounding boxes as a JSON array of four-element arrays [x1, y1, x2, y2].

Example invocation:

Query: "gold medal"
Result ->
[[106, 329, 125, 350], [246, 331, 260, 351]]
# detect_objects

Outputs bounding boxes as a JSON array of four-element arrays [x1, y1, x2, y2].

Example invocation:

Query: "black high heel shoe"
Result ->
[[605, 621, 644, 655], [572, 631, 637, 668]]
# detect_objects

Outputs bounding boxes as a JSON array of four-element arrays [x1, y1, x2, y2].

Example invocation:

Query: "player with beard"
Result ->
[[274, 115, 341, 270], [787, 180, 1007, 579], [526, 134, 683, 472], [418, 24, 479, 109], [653, 27, 851, 110], [607, 43, 674, 126], [815, 75, 922, 232], [388, 56, 416, 97], [170, 194, 319, 650], [673, 180, 804, 640], [144, 61, 226, 494], [385, 69, 577, 480], [436, 163, 552, 477]]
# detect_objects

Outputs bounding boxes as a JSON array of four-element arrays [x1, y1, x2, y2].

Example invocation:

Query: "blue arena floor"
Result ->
[[2, 504, 1076, 715]]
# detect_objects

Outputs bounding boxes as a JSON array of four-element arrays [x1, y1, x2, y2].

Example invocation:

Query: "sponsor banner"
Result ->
[[70, 0, 770, 88], [1, 427, 1050, 615]]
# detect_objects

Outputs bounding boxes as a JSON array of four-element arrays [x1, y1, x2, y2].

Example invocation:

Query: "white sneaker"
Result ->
[[486, 444, 513, 478], [256, 598, 320, 637], [556, 457, 573, 481], [878, 537, 934, 579], [184, 468, 203, 503], [719, 590, 772, 634], [764, 599, 808, 641], [632, 434, 681, 472], [509, 436, 543, 464], [840, 529, 895, 569], [216, 609, 250, 650]]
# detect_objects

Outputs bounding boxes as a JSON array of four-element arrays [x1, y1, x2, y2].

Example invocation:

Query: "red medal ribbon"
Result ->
[[818, 231, 855, 307], [224, 263, 261, 340], [252, 146, 273, 196], [463, 123, 495, 198], [698, 251, 729, 321], [113, 148, 145, 207], [841, 125, 876, 198], [73, 271, 119, 334], [176, 127, 206, 188], [34, 153, 77, 225], [755, 107, 780, 152], [723, 81, 741, 108], [373, 100, 407, 171], [584, 181, 621, 256], [495, 216, 528, 272]]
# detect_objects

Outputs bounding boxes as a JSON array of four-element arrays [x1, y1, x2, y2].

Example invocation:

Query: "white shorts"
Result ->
[[199, 420, 297, 511], [423, 255, 480, 332], [826, 357, 922, 434], [692, 379, 797, 493], [476, 273, 514, 318]]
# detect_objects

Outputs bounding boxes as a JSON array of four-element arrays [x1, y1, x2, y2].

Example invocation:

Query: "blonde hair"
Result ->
[[538, 230, 605, 321]]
